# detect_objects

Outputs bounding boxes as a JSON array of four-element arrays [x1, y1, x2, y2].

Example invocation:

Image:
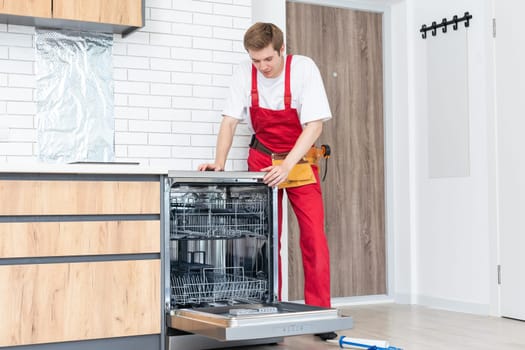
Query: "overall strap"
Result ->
[[251, 64, 259, 107], [251, 55, 293, 109], [284, 55, 293, 109]]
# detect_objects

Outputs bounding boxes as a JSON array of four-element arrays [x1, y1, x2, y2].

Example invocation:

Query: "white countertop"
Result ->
[[0, 162, 169, 175]]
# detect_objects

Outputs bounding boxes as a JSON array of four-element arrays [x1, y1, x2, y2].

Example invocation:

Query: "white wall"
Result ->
[[252, 0, 286, 29], [0, 0, 252, 170], [0, 23, 35, 159], [391, 0, 498, 314], [388, 0, 415, 305]]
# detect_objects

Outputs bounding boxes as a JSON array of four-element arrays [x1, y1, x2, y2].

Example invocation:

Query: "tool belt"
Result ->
[[249, 135, 331, 189]]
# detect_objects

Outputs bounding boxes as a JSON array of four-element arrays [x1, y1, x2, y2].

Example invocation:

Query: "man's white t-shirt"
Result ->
[[222, 54, 332, 133]]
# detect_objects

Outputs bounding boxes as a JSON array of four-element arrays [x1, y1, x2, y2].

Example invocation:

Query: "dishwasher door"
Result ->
[[168, 302, 352, 341]]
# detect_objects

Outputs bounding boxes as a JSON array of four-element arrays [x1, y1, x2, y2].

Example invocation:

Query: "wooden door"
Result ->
[[286, 2, 385, 299], [495, 0, 525, 321]]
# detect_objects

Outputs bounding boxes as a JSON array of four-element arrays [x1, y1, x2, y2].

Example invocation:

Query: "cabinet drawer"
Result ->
[[53, 0, 143, 26], [0, 220, 160, 258], [0, 0, 51, 18], [0, 260, 160, 347], [0, 180, 160, 215]]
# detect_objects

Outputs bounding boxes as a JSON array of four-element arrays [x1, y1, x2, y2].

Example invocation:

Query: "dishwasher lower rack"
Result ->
[[171, 267, 268, 306]]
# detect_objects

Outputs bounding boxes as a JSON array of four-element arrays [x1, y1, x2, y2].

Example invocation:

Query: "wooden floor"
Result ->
[[236, 303, 525, 350]]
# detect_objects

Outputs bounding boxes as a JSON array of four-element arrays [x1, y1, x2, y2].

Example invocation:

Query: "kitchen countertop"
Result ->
[[0, 162, 169, 175]]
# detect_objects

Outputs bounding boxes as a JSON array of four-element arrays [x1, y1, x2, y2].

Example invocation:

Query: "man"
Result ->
[[198, 22, 336, 340]]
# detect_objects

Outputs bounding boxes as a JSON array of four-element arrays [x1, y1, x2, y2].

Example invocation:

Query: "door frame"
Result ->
[[493, 0, 525, 319], [280, 0, 396, 305]]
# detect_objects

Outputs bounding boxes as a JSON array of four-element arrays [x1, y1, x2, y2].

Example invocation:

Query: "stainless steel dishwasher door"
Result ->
[[168, 302, 353, 341]]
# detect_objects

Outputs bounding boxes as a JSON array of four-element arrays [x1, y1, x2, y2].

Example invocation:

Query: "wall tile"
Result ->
[[0, 0, 252, 165]]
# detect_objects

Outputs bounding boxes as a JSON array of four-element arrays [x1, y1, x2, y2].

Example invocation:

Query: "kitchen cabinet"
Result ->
[[0, 220, 160, 258], [53, 0, 143, 27], [0, 171, 162, 349], [0, 0, 51, 18], [0, 0, 144, 36], [0, 179, 159, 215], [0, 260, 160, 346]]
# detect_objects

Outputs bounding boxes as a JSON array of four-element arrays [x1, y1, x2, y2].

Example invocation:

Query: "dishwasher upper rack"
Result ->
[[170, 196, 268, 240], [171, 267, 268, 306]]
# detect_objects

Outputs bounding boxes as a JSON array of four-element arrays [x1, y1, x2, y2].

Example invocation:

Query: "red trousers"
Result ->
[[248, 148, 332, 308]]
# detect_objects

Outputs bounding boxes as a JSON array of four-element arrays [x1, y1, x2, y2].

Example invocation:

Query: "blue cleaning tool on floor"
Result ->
[[327, 335, 403, 350]]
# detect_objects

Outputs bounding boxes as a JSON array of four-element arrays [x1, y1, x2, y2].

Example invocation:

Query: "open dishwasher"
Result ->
[[165, 171, 352, 349]]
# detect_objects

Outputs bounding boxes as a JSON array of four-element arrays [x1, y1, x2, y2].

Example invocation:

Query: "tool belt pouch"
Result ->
[[271, 153, 317, 189]]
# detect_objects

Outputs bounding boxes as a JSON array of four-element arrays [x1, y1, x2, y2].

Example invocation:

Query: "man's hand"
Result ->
[[261, 163, 292, 187], [261, 120, 322, 187], [197, 163, 224, 171]]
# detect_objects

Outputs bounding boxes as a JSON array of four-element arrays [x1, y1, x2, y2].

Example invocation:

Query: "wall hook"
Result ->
[[419, 12, 472, 39], [464, 12, 471, 27]]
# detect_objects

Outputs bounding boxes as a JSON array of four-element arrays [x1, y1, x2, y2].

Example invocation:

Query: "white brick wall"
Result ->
[[0, 22, 36, 163], [0, 0, 252, 169]]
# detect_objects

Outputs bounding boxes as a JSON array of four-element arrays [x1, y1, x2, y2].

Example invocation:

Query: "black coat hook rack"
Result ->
[[420, 12, 472, 39]]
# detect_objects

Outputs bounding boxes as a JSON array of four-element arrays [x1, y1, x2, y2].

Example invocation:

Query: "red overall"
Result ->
[[247, 55, 332, 308]]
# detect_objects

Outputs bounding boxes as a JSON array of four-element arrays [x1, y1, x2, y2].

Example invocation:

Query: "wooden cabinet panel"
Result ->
[[0, 260, 160, 347], [0, 180, 160, 215], [0, 220, 160, 258], [0, 0, 51, 18], [53, 0, 143, 27]]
